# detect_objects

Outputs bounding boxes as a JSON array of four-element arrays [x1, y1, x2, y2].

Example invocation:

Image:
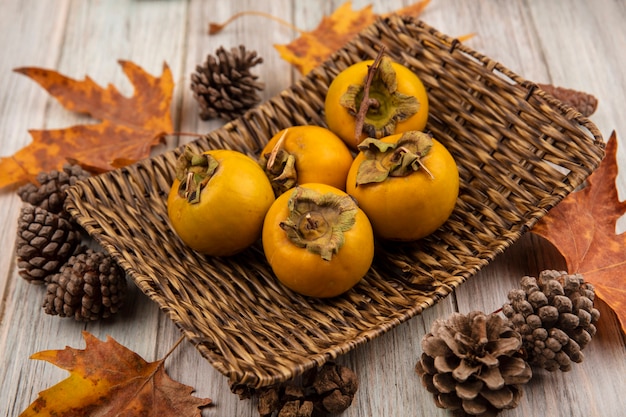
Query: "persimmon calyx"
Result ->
[[355, 131, 434, 185], [340, 56, 420, 140], [175, 146, 219, 204], [279, 187, 357, 261], [260, 132, 298, 196]]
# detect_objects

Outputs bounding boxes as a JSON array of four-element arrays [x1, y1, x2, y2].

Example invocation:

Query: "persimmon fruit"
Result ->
[[259, 125, 354, 196], [167, 147, 275, 256], [346, 131, 459, 241], [325, 56, 429, 149], [262, 183, 374, 298]]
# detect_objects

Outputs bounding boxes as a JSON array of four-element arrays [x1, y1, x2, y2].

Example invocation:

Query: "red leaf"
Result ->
[[20, 331, 211, 417], [1, 60, 174, 189], [532, 131, 626, 334]]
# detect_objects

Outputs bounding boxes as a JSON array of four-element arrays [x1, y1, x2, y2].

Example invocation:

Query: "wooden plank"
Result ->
[[524, 0, 626, 193], [0, 1, 191, 415], [0, 6, 72, 415], [1, 0, 625, 416], [449, 1, 626, 416], [0, 0, 70, 308], [178, 0, 297, 142]]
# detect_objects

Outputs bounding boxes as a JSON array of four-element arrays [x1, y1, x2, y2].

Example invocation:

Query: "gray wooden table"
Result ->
[[1, 1, 625, 416]]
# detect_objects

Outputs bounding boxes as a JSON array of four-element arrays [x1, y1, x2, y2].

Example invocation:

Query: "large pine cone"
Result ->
[[17, 163, 90, 216], [43, 247, 127, 321], [16, 205, 81, 283], [190, 45, 264, 121], [415, 311, 532, 417], [502, 270, 600, 372]]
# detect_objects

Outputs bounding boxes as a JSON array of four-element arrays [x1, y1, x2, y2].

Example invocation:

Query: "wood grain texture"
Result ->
[[1, 1, 624, 416]]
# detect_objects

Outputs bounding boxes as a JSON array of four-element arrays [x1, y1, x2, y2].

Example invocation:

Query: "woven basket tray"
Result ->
[[65, 15, 604, 389]]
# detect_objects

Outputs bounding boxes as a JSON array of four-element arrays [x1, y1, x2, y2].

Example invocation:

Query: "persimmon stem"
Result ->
[[417, 159, 434, 179], [394, 146, 435, 179], [184, 171, 194, 198], [266, 129, 289, 170], [209, 11, 305, 35], [354, 46, 386, 146], [305, 213, 317, 229]]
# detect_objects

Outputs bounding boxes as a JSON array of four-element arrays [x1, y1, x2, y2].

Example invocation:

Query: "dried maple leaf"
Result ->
[[274, 0, 432, 75], [209, 2, 473, 75], [0, 60, 174, 189], [20, 331, 211, 417], [532, 131, 626, 334]]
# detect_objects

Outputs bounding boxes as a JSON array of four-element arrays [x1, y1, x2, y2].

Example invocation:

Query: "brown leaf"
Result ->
[[0, 60, 174, 189], [274, 1, 432, 75], [538, 83, 598, 117], [19, 331, 211, 417], [532, 131, 626, 334]]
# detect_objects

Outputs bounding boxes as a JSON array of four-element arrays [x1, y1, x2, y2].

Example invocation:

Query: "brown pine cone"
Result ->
[[191, 45, 264, 121], [43, 247, 127, 321], [415, 311, 532, 417], [258, 385, 314, 417], [311, 362, 358, 415], [502, 270, 600, 372], [17, 163, 91, 216], [16, 205, 81, 283], [256, 363, 358, 417]]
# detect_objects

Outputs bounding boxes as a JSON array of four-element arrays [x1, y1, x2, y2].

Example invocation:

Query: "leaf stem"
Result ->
[[168, 131, 205, 139], [209, 11, 305, 35], [162, 334, 186, 363]]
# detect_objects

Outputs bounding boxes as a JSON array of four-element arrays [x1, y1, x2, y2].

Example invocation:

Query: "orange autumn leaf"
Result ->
[[20, 331, 211, 417], [0, 60, 174, 189], [532, 131, 626, 334], [274, 0, 433, 75]]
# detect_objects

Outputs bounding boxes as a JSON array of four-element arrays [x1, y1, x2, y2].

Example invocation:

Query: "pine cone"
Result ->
[[191, 45, 264, 121], [415, 311, 532, 417], [16, 205, 81, 283], [43, 247, 127, 321], [502, 270, 600, 372], [17, 163, 91, 216], [258, 385, 314, 417], [311, 363, 359, 415], [256, 363, 358, 417]]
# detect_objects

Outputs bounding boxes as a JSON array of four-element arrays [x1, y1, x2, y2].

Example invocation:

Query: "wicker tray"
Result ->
[[65, 15, 604, 389]]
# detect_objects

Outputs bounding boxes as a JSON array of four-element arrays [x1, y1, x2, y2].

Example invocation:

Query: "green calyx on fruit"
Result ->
[[340, 56, 419, 139], [279, 187, 357, 261], [355, 131, 434, 185], [175, 146, 219, 204], [260, 129, 297, 196]]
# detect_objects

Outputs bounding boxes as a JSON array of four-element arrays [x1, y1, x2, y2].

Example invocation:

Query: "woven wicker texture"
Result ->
[[65, 16, 604, 389]]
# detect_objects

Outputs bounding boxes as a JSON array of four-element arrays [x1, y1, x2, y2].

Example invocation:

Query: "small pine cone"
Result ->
[[17, 164, 91, 216], [415, 311, 532, 417], [16, 205, 81, 283], [311, 363, 359, 415], [258, 385, 313, 417], [191, 45, 264, 121], [43, 247, 127, 321], [256, 363, 357, 417], [502, 270, 600, 372]]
